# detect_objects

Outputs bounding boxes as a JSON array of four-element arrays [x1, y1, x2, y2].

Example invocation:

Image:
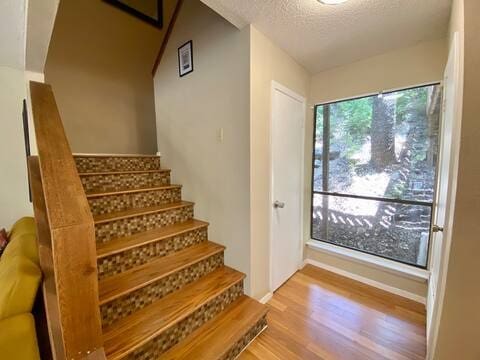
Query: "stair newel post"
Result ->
[[28, 82, 106, 359]]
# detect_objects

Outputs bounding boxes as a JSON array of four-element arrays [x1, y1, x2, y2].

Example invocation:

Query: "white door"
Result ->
[[270, 82, 305, 292], [426, 32, 462, 348]]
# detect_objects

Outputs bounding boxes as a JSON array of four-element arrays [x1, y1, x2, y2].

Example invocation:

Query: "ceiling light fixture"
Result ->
[[318, 0, 349, 5]]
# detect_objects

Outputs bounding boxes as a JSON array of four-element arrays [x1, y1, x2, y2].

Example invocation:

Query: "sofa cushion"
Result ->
[[0, 313, 40, 360], [9, 217, 36, 240], [0, 255, 42, 320], [2, 217, 39, 266]]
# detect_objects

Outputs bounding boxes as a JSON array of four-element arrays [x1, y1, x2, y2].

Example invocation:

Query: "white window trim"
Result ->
[[306, 240, 430, 282]]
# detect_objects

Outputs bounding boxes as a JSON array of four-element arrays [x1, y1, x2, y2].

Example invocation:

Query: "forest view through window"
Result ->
[[311, 84, 442, 268]]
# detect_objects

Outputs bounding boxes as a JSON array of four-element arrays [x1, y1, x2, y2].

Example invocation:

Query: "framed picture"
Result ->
[[178, 41, 194, 77], [103, 0, 163, 29]]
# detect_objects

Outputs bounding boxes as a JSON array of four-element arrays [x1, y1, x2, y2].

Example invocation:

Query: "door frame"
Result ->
[[426, 31, 463, 359], [269, 81, 306, 293]]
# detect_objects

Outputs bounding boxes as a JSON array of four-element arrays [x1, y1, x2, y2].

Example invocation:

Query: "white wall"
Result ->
[[0, 66, 33, 228], [250, 26, 310, 299], [305, 38, 449, 300], [153, 0, 252, 292], [0, 1, 26, 70], [0, 1, 35, 228]]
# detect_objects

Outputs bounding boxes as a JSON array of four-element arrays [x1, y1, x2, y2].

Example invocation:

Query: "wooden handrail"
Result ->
[[28, 82, 105, 360], [152, 0, 184, 75]]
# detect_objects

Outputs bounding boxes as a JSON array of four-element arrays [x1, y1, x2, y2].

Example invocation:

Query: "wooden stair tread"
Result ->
[[161, 295, 267, 360], [99, 241, 225, 304], [103, 266, 245, 360], [86, 184, 181, 197], [73, 153, 160, 158], [79, 169, 170, 176], [94, 201, 193, 224], [97, 219, 209, 259]]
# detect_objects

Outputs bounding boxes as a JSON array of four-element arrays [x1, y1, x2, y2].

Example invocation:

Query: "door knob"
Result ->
[[432, 225, 444, 233], [273, 201, 285, 208]]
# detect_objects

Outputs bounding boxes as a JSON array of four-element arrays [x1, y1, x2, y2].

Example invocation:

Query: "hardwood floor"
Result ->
[[240, 265, 426, 360]]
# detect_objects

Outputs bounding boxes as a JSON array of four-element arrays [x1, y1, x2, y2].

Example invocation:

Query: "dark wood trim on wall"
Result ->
[[22, 99, 32, 202], [152, 0, 184, 76]]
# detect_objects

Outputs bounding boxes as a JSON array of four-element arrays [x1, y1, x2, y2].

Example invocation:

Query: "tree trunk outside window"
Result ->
[[371, 96, 396, 171]]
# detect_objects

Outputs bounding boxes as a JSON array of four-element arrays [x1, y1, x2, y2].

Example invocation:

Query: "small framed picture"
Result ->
[[178, 41, 194, 77]]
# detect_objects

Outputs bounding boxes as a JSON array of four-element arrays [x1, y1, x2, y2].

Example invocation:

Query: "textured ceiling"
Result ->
[[202, 0, 452, 74]]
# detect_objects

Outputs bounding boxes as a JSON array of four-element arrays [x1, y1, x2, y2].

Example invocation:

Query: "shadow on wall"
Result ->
[[44, 0, 179, 154]]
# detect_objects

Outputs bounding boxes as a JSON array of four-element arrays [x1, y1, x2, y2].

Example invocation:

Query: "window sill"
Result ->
[[306, 240, 430, 282]]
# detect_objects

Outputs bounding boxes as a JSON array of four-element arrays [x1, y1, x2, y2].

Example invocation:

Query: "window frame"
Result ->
[[309, 82, 442, 270]]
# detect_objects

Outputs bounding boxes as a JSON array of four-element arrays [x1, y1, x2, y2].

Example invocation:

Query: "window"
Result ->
[[310, 84, 442, 268]]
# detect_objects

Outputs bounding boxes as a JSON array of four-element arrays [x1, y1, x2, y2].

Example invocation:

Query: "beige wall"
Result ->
[[304, 39, 449, 300], [310, 38, 448, 105], [26, 0, 59, 74], [153, 1, 252, 292], [0, 66, 33, 228], [45, 0, 178, 154], [434, 0, 480, 358], [152, 0, 449, 302], [249, 26, 310, 299], [153, 6, 310, 299]]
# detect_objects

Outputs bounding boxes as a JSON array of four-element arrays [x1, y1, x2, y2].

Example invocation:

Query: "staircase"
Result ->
[[73, 154, 267, 359]]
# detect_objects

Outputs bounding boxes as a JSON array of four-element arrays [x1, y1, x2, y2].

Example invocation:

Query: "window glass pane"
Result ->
[[311, 84, 442, 268], [313, 85, 441, 203], [312, 193, 430, 267]]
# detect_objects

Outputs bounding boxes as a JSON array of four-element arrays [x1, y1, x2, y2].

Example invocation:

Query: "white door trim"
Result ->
[[426, 31, 463, 359], [268, 81, 306, 293]]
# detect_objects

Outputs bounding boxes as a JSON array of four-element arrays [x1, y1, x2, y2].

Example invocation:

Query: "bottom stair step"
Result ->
[[161, 295, 268, 360], [103, 266, 245, 360]]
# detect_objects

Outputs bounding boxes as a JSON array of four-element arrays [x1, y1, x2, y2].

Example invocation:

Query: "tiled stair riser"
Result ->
[[88, 187, 182, 216], [125, 281, 244, 360], [75, 156, 161, 173], [80, 171, 171, 193], [97, 226, 209, 279], [74, 154, 267, 358], [95, 205, 194, 243]]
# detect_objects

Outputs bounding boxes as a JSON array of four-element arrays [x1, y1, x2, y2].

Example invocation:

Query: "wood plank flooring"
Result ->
[[240, 265, 426, 360]]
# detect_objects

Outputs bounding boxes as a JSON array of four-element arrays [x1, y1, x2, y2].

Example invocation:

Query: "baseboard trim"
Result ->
[[306, 240, 429, 282], [303, 258, 427, 305], [258, 292, 273, 304]]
